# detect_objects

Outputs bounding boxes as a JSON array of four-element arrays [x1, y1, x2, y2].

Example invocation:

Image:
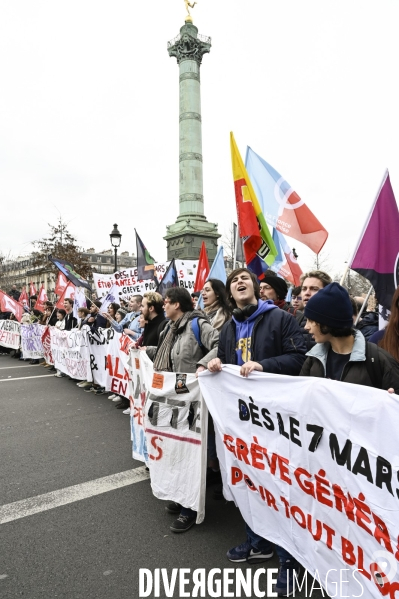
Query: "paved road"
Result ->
[[0, 354, 327, 599]]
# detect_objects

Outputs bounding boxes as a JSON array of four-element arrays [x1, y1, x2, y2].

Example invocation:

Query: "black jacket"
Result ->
[[143, 313, 166, 347], [64, 312, 78, 331], [355, 311, 379, 341], [296, 311, 316, 351], [300, 331, 399, 394], [218, 308, 307, 375]]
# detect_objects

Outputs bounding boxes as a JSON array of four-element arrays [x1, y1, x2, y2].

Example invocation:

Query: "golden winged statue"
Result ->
[[184, 0, 197, 22]]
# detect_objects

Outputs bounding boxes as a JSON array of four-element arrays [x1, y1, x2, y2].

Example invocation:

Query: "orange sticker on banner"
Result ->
[[135, 358, 140, 370], [152, 373, 164, 390]]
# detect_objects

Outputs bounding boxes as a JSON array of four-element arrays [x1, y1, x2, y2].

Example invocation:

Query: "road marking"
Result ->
[[0, 375, 55, 383], [0, 467, 150, 525], [0, 366, 40, 370]]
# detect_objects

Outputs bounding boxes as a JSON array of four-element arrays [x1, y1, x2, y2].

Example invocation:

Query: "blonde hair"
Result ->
[[143, 291, 164, 315]]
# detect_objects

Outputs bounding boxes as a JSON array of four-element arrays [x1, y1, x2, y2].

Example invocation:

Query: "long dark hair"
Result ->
[[206, 279, 231, 316], [380, 287, 399, 363]]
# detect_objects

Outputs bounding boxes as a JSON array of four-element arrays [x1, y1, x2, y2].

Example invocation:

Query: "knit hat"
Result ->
[[117, 308, 127, 319], [304, 282, 353, 328], [264, 273, 288, 300]]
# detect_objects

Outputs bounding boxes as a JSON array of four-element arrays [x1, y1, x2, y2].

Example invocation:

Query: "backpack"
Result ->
[[365, 342, 384, 389]]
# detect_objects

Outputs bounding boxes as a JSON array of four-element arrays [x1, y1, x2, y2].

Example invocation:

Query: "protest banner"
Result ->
[[0, 319, 21, 350], [87, 327, 134, 395], [20, 324, 45, 358], [130, 349, 149, 464], [41, 326, 54, 365], [199, 367, 399, 598], [49, 325, 92, 380], [93, 260, 198, 300], [141, 352, 208, 524]]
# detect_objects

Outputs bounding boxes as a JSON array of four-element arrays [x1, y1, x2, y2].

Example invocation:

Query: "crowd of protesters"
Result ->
[[1, 271, 399, 596]]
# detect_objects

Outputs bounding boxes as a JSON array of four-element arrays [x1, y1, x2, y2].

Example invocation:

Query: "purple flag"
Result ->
[[350, 171, 399, 310]]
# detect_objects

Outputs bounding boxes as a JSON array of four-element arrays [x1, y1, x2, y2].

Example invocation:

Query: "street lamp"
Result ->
[[110, 224, 122, 272]]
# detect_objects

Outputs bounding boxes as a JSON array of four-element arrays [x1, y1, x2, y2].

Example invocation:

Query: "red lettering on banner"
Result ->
[[294, 468, 315, 497], [236, 438, 250, 465], [231, 467, 243, 485], [105, 354, 113, 376], [149, 436, 163, 461], [342, 537, 356, 566]]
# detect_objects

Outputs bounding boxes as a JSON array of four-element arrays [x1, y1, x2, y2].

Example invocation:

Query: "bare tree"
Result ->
[[307, 250, 332, 273], [32, 217, 92, 279]]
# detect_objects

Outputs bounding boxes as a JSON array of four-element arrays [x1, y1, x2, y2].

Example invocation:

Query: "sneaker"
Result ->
[[165, 501, 182, 514], [170, 514, 196, 533], [54, 373, 63, 378], [274, 559, 302, 597], [108, 394, 118, 400], [226, 541, 274, 564], [79, 381, 93, 388], [84, 386, 95, 393], [122, 408, 131, 415], [93, 387, 105, 395], [213, 483, 224, 500], [112, 395, 121, 402]]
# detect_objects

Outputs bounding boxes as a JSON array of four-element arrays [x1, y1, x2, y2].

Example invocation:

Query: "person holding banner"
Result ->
[[146, 287, 219, 533], [207, 267, 307, 596], [301, 282, 399, 392]]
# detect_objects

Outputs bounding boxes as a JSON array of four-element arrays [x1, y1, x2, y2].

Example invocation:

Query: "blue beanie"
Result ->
[[304, 282, 353, 328]]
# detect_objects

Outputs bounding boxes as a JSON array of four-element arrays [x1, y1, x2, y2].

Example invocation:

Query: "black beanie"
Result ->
[[264, 274, 288, 300], [304, 282, 353, 328]]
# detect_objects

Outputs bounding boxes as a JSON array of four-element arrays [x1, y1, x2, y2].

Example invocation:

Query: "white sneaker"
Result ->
[[122, 408, 131, 415], [112, 396, 121, 402], [108, 394, 117, 400], [54, 373, 62, 378]]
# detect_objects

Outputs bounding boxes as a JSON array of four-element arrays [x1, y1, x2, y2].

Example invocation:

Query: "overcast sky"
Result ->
[[1, 0, 398, 276]]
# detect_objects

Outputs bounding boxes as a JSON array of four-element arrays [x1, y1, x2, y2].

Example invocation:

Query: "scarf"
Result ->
[[153, 312, 192, 372], [204, 301, 228, 332]]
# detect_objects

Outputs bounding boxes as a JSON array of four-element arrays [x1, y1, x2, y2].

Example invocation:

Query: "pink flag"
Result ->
[[55, 282, 76, 309], [350, 170, 399, 310], [29, 281, 37, 296]]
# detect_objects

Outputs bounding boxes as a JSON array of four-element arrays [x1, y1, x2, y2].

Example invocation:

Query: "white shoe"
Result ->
[[54, 373, 62, 378], [122, 408, 131, 415], [108, 394, 117, 400], [112, 396, 121, 402]]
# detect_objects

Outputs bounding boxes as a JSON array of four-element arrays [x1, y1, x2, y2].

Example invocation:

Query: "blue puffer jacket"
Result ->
[[217, 304, 307, 375]]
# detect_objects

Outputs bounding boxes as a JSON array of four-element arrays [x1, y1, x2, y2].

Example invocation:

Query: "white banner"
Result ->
[[20, 324, 45, 358], [0, 320, 20, 349], [141, 352, 208, 523], [87, 327, 134, 395], [199, 367, 399, 599], [93, 260, 198, 300], [130, 350, 149, 464], [50, 325, 92, 380]]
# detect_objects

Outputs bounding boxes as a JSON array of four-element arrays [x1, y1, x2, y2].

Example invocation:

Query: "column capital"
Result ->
[[167, 23, 211, 65]]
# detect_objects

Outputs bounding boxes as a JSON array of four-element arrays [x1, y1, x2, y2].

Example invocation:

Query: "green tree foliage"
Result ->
[[32, 218, 92, 279]]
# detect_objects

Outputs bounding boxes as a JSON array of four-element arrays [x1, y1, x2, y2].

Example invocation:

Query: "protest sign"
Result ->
[[199, 367, 399, 598], [0, 319, 21, 350], [141, 352, 208, 524], [41, 326, 54, 365], [20, 324, 45, 358], [50, 325, 92, 380], [130, 350, 149, 464]]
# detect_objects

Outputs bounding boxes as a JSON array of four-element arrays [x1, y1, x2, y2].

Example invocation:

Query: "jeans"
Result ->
[[180, 507, 196, 518], [246, 524, 293, 561]]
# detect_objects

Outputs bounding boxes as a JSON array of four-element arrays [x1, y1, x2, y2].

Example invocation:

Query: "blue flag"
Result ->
[[156, 259, 178, 297]]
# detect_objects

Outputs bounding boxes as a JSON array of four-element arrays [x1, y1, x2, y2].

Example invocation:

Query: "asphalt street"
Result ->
[[0, 354, 328, 599]]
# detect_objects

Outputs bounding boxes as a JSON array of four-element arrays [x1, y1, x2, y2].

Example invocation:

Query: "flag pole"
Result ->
[[354, 285, 373, 326], [233, 223, 239, 270], [340, 264, 350, 286]]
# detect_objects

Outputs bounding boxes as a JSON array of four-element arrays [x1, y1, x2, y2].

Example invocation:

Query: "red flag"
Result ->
[[29, 281, 37, 296], [194, 242, 210, 292], [0, 291, 24, 322], [35, 286, 49, 312], [56, 282, 76, 309], [55, 271, 69, 296], [19, 286, 29, 306]]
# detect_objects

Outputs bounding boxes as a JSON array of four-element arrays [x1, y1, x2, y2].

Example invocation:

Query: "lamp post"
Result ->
[[110, 224, 122, 272]]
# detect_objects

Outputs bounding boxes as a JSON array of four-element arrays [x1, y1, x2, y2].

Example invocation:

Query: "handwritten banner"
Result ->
[[199, 367, 399, 598], [20, 324, 45, 358], [0, 320, 21, 350], [49, 325, 92, 380]]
